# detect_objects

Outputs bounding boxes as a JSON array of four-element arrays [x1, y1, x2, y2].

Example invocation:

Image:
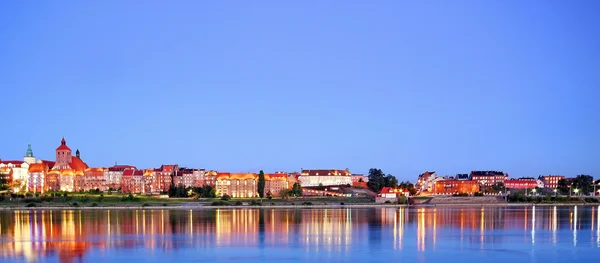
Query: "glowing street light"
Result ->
[[574, 189, 579, 196]]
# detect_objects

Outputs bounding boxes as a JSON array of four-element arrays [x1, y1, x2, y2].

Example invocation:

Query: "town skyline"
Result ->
[[1, 137, 595, 182]]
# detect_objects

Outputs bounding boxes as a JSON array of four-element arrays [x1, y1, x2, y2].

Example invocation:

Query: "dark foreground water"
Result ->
[[1, 206, 599, 262]]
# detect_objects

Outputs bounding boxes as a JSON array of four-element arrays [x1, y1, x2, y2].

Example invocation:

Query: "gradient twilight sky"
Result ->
[[1, 1, 599, 181]]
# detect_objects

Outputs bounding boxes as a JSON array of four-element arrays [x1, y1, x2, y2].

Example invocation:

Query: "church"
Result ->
[[27, 138, 90, 192]]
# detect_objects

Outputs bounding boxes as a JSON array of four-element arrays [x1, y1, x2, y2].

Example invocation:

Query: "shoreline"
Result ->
[[1, 202, 597, 211]]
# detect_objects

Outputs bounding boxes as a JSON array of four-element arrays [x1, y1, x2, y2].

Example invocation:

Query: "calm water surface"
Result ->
[[1, 206, 599, 263]]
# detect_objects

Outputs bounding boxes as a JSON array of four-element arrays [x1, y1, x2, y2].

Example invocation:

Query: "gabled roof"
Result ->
[[69, 156, 89, 172], [28, 163, 48, 173], [41, 160, 56, 169], [123, 169, 135, 176]]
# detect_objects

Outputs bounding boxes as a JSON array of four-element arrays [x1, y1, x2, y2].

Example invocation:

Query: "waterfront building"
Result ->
[[192, 169, 206, 187], [78, 168, 107, 192], [416, 171, 443, 193], [298, 169, 352, 187], [504, 178, 537, 189], [26, 161, 52, 192], [154, 164, 178, 192], [104, 165, 136, 190], [286, 172, 300, 189], [433, 179, 479, 195], [214, 171, 291, 197], [265, 172, 288, 196], [121, 168, 146, 193], [39, 138, 89, 192], [202, 170, 218, 187], [0, 144, 37, 191], [351, 174, 368, 183], [538, 175, 565, 189], [379, 187, 409, 198], [470, 171, 508, 186], [216, 172, 257, 198]]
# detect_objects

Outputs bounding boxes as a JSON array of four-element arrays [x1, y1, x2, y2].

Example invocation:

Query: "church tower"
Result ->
[[76, 149, 80, 158], [55, 137, 72, 168], [24, 144, 35, 164]]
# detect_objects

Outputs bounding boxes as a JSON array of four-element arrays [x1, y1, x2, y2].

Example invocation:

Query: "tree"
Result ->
[[257, 170, 265, 200], [573, 175, 594, 195], [367, 168, 386, 192], [367, 168, 399, 193], [0, 177, 8, 191], [291, 182, 302, 197], [557, 179, 569, 195], [399, 181, 417, 195], [385, 175, 398, 188]]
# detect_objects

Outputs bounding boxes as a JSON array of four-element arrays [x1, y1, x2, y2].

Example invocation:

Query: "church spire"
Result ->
[[76, 149, 80, 158], [25, 144, 34, 157]]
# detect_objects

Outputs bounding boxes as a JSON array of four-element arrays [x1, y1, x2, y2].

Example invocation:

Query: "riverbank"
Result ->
[[2, 202, 598, 210]]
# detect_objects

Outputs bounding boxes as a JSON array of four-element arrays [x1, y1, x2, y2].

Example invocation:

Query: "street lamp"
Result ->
[[553, 189, 557, 197], [574, 189, 579, 196]]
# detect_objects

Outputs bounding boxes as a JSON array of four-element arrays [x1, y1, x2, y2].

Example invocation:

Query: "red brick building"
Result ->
[[434, 180, 479, 194], [504, 178, 537, 189], [470, 171, 508, 186], [538, 175, 565, 189]]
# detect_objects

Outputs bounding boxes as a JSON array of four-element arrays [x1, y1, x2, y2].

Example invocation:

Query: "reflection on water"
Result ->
[[1, 206, 599, 262]]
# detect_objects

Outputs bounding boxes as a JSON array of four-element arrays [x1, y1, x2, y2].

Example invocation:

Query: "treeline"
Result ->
[[168, 185, 217, 198], [367, 168, 417, 195]]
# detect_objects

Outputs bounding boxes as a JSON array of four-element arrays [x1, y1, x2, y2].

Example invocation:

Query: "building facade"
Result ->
[[416, 171, 443, 193], [504, 178, 537, 189], [104, 165, 136, 190], [265, 172, 288, 196], [0, 144, 37, 191], [538, 175, 565, 189], [433, 180, 480, 194], [298, 169, 352, 187], [470, 171, 508, 186]]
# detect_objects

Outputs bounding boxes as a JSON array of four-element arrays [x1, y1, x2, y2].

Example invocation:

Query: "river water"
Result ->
[[0, 206, 598, 262]]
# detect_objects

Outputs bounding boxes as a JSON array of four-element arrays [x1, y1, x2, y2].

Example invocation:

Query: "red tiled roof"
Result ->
[[231, 173, 257, 180], [56, 144, 71, 151], [216, 172, 231, 180], [69, 156, 89, 172], [301, 169, 351, 176], [265, 173, 287, 181], [380, 187, 393, 194], [41, 160, 56, 169], [28, 163, 47, 173], [123, 169, 135, 176], [133, 170, 144, 176]]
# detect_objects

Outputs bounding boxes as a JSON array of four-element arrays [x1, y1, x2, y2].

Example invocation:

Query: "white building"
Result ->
[[299, 169, 352, 187], [416, 171, 444, 193], [0, 144, 37, 191]]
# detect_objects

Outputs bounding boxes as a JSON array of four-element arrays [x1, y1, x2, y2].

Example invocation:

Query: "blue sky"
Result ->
[[1, 1, 598, 180]]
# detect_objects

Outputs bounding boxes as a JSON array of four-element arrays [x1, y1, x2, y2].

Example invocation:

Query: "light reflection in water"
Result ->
[[552, 206, 557, 244], [532, 206, 536, 245], [0, 207, 599, 262], [574, 206, 578, 246]]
